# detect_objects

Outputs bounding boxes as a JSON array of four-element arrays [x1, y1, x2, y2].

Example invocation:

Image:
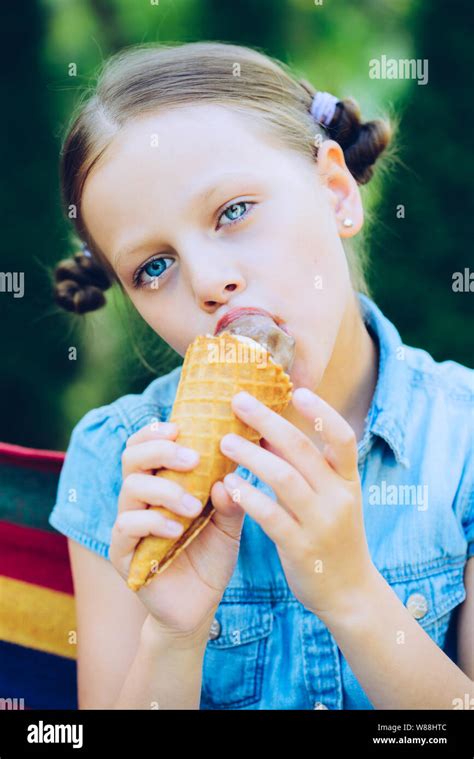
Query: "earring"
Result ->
[[342, 217, 354, 228]]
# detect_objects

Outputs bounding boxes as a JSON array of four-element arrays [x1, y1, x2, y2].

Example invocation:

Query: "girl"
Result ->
[[49, 41, 473, 710]]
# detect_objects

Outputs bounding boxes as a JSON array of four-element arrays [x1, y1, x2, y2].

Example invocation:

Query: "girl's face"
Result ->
[[82, 104, 363, 390]]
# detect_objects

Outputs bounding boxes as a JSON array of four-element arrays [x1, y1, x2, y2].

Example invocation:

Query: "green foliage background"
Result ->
[[1, 0, 472, 450]]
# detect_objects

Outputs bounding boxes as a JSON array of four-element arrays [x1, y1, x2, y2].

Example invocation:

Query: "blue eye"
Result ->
[[145, 259, 167, 277], [132, 201, 255, 289], [218, 201, 254, 228], [133, 256, 173, 288]]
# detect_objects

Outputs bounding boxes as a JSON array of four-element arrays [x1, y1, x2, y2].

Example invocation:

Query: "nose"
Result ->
[[190, 266, 246, 313]]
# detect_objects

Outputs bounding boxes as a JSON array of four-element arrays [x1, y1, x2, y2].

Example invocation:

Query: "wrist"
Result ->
[[318, 562, 385, 632], [140, 613, 215, 653]]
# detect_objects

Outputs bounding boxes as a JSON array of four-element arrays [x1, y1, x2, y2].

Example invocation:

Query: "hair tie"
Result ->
[[81, 242, 92, 258], [311, 91, 339, 127]]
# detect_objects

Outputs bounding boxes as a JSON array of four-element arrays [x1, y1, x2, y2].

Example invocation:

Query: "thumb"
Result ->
[[209, 480, 245, 540]]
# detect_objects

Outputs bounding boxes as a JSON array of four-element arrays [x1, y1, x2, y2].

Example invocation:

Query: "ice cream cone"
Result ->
[[126, 331, 292, 591]]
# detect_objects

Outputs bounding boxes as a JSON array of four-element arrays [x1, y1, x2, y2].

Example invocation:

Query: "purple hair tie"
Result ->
[[311, 91, 339, 127], [81, 242, 92, 258]]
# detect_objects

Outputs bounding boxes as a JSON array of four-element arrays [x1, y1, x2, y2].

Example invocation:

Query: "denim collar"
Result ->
[[356, 292, 411, 468]]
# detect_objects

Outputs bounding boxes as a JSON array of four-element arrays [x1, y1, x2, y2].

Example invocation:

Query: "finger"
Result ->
[[111, 508, 185, 560], [125, 420, 179, 448], [222, 473, 300, 547], [220, 432, 315, 525], [118, 472, 204, 518], [230, 391, 329, 492], [122, 439, 199, 478], [210, 479, 243, 518], [209, 481, 245, 541], [291, 388, 358, 481]]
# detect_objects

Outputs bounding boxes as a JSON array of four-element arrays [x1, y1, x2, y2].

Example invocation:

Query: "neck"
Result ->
[[282, 291, 379, 445]]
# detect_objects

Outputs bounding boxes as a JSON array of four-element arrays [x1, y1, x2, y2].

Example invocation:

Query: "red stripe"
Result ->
[[0, 521, 74, 594], [0, 441, 65, 473]]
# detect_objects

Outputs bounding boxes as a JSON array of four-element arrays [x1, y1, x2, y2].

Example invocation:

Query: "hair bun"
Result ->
[[326, 97, 392, 185], [53, 250, 112, 314]]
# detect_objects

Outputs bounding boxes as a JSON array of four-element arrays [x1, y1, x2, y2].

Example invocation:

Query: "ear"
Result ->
[[316, 139, 364, 237]]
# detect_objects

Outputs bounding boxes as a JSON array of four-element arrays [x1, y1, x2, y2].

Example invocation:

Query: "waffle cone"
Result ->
[[127, 332, 292, 591]]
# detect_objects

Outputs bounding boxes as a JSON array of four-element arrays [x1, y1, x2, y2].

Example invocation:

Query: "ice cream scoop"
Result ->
[[215, 314, 296, 373]]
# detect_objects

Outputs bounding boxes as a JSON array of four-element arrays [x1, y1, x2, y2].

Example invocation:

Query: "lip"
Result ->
[[214, 307, 291, 336]]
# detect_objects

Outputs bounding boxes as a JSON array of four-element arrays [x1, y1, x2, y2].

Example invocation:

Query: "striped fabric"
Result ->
[[0, 442, 78, 710]]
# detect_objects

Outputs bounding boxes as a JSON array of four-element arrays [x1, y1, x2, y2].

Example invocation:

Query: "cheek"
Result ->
[[122, 291, 186, 356], [270, 198, 338, 269]]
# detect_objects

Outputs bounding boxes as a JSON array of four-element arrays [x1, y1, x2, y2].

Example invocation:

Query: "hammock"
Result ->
[[0, 442, 77, 710]]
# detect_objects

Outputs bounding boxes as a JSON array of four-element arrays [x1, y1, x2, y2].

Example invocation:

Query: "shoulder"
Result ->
[[360, 292, 472, 407], [362, 291, 473, 552], [64, 362, 183, 457], [73, 362, 182, 431], [403, 344, 473, 456], [404, 344, 473, 403], [48, 364, 183, 558], [402, 345, 473, 541], [105, 363, 183, 433]]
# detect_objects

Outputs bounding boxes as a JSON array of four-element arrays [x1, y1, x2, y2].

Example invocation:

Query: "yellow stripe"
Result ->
[[0, 576, 77, 660]]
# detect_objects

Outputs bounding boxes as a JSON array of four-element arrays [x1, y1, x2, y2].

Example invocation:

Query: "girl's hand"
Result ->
[[110, 421, 245, 643], [219, 388, 377, 621]]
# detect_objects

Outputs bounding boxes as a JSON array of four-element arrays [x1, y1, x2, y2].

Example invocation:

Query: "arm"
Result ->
[[68, 417, 247, 710], [320, 562, 474, 710], [112, 615, 208, 710], [68, 539, 148, 709], [68, 539, 208, 710], [220, 389, 474, 711], [457, 557, 474, 680]]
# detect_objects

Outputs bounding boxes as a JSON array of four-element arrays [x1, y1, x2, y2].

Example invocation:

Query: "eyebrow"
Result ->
[[113, 171, 259, 267]]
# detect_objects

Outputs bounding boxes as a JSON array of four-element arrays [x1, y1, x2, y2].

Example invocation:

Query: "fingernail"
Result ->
[[224, 473, 240, 489], [177, 448, 199, 464], [165, 520, 184, 536], [181, 493, 202, 515], [221, 433, 240, 453], [233, 392, 258, 411], [294, 388, 315, 405], [159, 422, 177, 434]]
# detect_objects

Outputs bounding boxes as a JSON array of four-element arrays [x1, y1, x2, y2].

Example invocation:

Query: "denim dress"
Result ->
[[48, 293, 474, 709]]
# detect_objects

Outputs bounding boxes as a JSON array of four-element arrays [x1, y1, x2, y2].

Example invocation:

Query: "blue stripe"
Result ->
[[0, 640, 77, 709]]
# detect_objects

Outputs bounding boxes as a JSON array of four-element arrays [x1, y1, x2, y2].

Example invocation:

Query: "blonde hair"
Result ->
[[54, 40, 393, 314]]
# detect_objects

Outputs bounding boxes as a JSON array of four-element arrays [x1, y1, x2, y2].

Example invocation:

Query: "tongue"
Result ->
[[216, 314, 295, 373]]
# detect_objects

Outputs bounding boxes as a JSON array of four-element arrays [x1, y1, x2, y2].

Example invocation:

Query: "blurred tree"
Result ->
[[1, 0, 470, 453], [203, 0, 289, 58], [371, 0, 474, 367], [87, 0, 129, 50], [0, 0, 80, 448]]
